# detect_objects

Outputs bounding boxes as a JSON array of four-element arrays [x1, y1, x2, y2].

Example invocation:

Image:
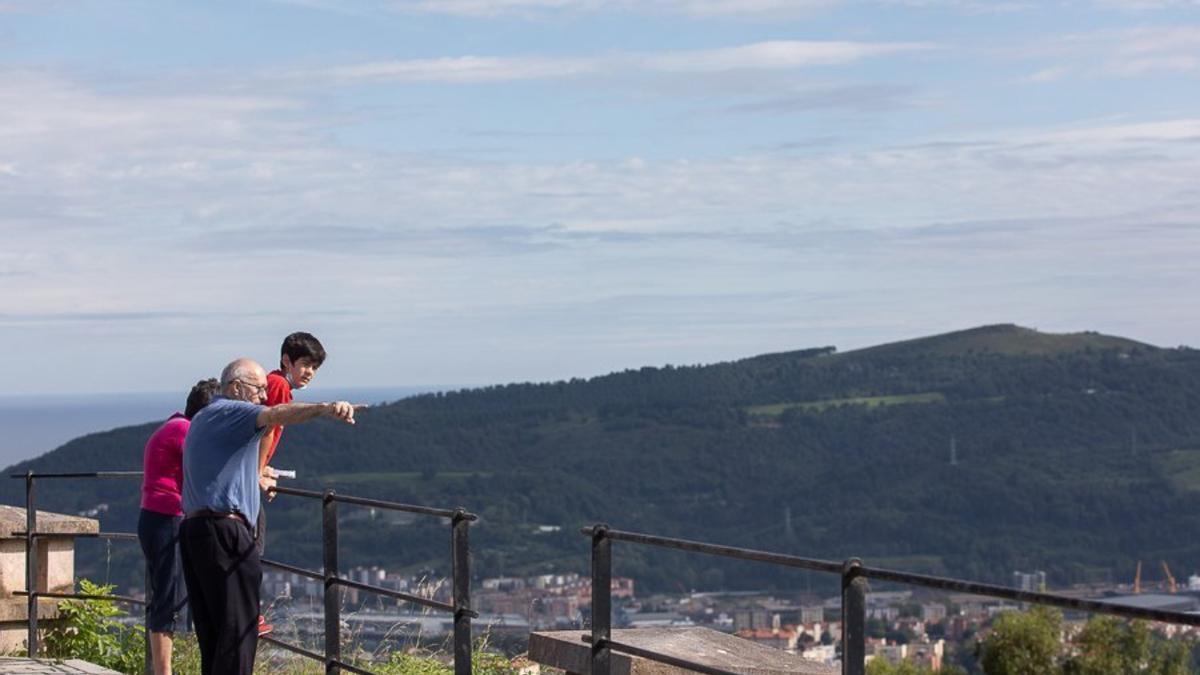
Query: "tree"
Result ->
[[978, 607, 1061, 675], [866, 658, 933, 675], [866, 658, 968, 675], [1064, 616, 1193, 675]]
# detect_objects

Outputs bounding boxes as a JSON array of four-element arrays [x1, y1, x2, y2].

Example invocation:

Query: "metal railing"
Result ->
[[260, 484, 479, 675], [582, 524, 1200, 675], [9, 471, 478, 675], [11, 470, 150, 672]]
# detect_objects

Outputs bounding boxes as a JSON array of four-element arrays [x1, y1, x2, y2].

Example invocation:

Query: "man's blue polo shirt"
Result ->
[[181, 396, 267, 526]]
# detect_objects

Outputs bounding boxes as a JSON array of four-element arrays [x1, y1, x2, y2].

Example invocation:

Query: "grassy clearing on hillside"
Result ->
[[1158, 449, 1200, 492], [746, 392, 945, 417], [837, 324, 1153, 359]]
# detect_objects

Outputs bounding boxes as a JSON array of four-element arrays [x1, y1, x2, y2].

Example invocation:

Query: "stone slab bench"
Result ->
[[529, 627, 838, 675], [0, 657, 120, 673]]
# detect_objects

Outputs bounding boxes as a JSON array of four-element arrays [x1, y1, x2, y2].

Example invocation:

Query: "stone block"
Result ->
[[0, 506, 99, 655], [529, 627, 838, 675]]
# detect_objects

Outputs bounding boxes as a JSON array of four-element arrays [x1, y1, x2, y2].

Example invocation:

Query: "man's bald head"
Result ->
[[220, 358, 268, 403]]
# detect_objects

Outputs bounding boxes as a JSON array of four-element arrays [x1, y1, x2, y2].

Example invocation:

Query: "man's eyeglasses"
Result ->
[[235, 379, 267, 395]]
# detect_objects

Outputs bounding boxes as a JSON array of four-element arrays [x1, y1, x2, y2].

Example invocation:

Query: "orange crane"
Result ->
[[1162, 561, 1178, 594], [1134, 561, 1142, 594]]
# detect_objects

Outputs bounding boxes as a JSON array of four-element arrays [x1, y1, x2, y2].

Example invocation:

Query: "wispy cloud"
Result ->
[[1021, 65, 1072, 83], [5, 0, 1200, 393], [280, 40, 936, 86], [1093, 0, 1200, 8], [361, 0, 838, 18], [274, 0, 1195, 18], [1016, 25, 1200, 80], [722, 84, 920, 114]]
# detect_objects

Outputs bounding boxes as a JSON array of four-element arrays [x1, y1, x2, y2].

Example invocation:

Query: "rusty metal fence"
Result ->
[[9, 471, 477, 675], [582, 524, 1200, 675]]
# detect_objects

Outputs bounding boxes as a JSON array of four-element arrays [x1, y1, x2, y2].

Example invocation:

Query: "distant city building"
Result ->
[[800, 605, 825, 625], [867, 606, 899, 622], [1013, 570, 1047, 592], [921, 603, 947, 623], [733, 608, 772, 631]]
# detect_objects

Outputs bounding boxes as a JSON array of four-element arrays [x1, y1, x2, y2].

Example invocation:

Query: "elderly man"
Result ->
[[179, 358, 357, 675]]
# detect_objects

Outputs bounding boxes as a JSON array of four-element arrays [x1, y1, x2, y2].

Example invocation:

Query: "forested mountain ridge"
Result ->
[[5, 324, 1199, 593]]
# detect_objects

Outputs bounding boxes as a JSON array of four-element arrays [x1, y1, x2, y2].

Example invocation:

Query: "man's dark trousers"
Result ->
[[179, 515, 261, 675]]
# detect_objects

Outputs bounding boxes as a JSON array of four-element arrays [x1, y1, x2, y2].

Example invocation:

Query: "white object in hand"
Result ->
[[273, 469, 297, 479]]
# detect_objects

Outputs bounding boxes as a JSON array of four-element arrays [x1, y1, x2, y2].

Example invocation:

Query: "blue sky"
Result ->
[[1, 0, 1198, 395]]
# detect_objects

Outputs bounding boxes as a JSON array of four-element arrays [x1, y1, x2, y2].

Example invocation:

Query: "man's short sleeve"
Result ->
[[216, 399, 267, 436]]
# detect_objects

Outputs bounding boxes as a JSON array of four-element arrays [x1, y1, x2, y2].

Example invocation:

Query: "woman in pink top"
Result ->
[[137, 378, 219, 675]]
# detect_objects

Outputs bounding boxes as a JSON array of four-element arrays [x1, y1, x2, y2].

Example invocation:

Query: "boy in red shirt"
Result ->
[[256, 331, 326, 635], [259, 332, 326, 478]]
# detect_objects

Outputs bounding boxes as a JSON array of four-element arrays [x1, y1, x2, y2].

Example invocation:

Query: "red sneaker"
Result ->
[[257, 615, 274, 637]]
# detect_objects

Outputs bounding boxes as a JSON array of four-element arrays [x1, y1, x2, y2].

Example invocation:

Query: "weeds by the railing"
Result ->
[[256, 576, 520, 675], [42, 579, 145, 673]]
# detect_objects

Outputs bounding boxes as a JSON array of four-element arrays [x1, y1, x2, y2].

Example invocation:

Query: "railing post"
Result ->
[[842, 558, 867, 675], [323, 490, 340, 675], [452, 508, 472, 675], [25, 471, 37, 658], [590, 525, 612, 675]]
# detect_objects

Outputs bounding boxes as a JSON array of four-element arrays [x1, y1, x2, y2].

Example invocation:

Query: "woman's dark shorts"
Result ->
[[137, 508, 184, 633]]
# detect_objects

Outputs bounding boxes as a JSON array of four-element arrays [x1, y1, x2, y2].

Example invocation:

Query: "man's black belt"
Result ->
[[185, 508, 250, 526]]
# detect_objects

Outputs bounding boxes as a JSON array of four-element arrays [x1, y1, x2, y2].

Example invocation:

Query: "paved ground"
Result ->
[[0, 658, 120, 674]]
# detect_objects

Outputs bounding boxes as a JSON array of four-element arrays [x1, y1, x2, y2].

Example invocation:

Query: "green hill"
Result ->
[[839, 323, 1153, 358], [5, 325, 1200, 594]]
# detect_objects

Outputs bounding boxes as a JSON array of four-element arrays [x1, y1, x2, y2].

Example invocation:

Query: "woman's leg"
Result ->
[[149, 631, 173, 675], [140, 509, 185, 675]]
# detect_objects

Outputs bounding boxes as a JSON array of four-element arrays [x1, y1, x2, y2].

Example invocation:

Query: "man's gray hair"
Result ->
[[220, 359, 258, 387]]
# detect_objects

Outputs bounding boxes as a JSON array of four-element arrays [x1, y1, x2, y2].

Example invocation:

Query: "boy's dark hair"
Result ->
[[281, 331, 326, 368], [184, 378, 221, 420]]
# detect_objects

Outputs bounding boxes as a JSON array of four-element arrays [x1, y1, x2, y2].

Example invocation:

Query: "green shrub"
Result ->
[[42, 578, 146, 674]]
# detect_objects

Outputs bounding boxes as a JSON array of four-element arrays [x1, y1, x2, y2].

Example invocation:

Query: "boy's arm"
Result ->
[[257, 401, 357, 429]]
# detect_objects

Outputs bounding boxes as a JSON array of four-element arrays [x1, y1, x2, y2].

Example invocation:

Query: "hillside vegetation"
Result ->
[[5, 324, 1199, 593]]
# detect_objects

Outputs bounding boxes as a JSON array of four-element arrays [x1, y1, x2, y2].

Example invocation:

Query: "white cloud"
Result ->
[[1013, 25, 1200, 79], [1021, 65, 1072, 82], [3, 59, 1199, 392], [283, 40, 936, 86], [641, 41, 933, 71], [393, 0, 837, 17], [273, 0, 1197, 17], [1093, 0, 1200, 8]]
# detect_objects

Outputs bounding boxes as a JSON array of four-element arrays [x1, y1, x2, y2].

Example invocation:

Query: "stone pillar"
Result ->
[[0, 505, 100, 652]]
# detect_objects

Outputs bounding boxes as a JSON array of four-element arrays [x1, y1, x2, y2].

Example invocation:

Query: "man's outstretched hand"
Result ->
[[326, 401, 367, 424]]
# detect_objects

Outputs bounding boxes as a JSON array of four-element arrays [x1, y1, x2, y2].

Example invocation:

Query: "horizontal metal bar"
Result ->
[[858, 565, 1200, 626], [13, 590, 146, 606], [578, 636, 740, 675], [262, 558, 324, 582], [269, 485, 476, 520], [331, 659, 378, 675], [259, 634, 325, 662], [580, 526, 844, 575], [8, 472, 142, 479], [270, 485, 326, 500], [584, 526, 1200, 628], [333, 576, 475, 617], [330, 493, 475, 521], [13, 532, 138, 541]]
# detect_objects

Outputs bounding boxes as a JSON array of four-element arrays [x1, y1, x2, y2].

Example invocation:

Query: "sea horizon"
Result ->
[[0, 384, 454, 469]]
